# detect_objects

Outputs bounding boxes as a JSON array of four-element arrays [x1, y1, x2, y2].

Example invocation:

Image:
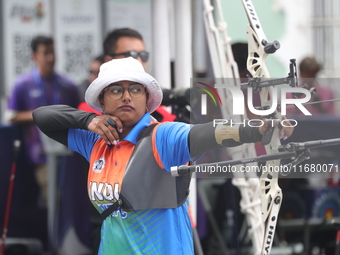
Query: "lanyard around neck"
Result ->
[[33, 69, 61, 105]]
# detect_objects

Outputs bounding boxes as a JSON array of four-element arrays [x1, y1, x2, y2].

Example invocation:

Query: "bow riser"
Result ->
[[246, 26, 270, 78], [242, 0, 284, 254]]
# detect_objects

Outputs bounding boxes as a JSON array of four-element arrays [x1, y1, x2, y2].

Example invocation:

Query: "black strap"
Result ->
[[100, 199, 122, 220], [100, 123, 159, 220]]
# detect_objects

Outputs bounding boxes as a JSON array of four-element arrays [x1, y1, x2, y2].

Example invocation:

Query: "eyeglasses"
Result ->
[[103, 84, 146, 100], [109, 50, 149, 62]]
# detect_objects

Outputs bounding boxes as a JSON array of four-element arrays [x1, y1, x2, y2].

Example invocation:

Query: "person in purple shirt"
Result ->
[[6, 35, 80, 207]]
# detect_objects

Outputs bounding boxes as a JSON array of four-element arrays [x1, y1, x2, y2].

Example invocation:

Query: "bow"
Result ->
[[202, 0, 264, 253], [200, 0, 318, 253], [241, 0, 290, 254], [178, 2, 336, 254]]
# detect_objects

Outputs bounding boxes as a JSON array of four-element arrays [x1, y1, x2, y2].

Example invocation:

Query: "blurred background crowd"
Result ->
[[1, 0, 340, 255]]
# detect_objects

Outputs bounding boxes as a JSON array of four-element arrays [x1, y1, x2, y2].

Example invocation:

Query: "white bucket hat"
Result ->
[[85, 57, 163, 113]]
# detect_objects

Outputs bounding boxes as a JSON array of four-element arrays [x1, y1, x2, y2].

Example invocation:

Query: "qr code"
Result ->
[[13, 34, 35, 75], [63, 34, 94, 77]]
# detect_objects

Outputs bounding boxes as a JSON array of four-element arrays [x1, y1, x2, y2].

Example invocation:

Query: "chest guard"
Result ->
[[119, 124, 191, 211]]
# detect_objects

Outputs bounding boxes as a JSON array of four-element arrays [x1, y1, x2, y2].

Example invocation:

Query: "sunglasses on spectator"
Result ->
[[109, 51, 149, 62]]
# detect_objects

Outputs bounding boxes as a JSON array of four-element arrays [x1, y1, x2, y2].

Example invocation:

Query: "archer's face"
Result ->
[[101, 80, 148, 128]]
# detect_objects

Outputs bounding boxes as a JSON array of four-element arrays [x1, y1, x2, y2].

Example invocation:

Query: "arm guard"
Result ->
[[189, 121, 262, 158]]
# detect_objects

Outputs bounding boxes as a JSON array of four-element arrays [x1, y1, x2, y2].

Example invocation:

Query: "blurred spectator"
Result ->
[[78, 55, 105, 100], [78, 55, 104, 115], [287, 56, 335, 116], [77, 56, 103, 254], [103, 28, 148, 69], [6, 35, 80, 207]]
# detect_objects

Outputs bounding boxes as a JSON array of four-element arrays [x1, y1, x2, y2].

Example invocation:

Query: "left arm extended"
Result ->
[[189, 120, 293, 158]]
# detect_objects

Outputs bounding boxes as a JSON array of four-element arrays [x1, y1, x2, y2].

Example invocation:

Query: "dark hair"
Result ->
[[299, 57, 322, 75], [30, 35, 54, 53], [94, 54, 105, 63], [103, 28, 144, 55], [231, 42, 248, 73]]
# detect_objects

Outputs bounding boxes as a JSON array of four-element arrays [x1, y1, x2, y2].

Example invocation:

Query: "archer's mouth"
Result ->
[[119, 105, 134, 110]]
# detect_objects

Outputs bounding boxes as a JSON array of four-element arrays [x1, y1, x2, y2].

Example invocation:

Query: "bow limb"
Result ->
[[202, 0, 264, 254], [242, 0, 283, 254]]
